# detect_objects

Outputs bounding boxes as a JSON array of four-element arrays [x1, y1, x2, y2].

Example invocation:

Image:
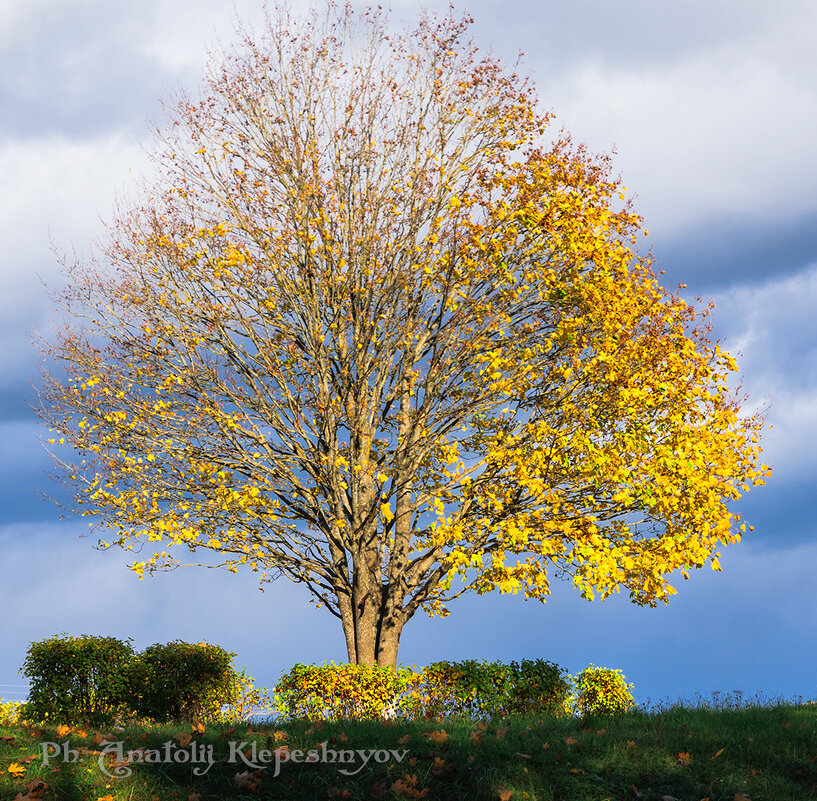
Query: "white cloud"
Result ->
[[711, 264, 817, 476], [535, 33, 817, 237], [0, 133, 150, 384]]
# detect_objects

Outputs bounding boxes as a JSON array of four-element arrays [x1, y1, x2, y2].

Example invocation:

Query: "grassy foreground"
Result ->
[[2, 702, 817, 801]]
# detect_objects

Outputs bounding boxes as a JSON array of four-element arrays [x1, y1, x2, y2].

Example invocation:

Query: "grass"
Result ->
[[2, 696, 817, 800]]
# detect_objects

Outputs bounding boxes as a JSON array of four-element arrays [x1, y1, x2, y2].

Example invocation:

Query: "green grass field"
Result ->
[[2, 699, 816, 801]]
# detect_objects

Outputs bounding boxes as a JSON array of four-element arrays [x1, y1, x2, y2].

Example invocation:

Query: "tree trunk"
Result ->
[[338, 583, 407, 665]]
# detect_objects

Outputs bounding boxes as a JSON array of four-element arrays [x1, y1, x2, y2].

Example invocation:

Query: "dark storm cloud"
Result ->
[[650, 212, 817, 291]]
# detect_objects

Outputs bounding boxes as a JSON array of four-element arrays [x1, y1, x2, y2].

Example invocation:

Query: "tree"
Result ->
[[38, 4, 769, 666]]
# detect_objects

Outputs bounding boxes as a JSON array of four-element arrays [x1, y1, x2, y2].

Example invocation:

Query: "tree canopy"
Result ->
[[38, 5, 769, 665]]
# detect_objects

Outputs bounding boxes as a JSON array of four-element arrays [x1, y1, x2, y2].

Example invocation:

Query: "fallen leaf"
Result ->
[[188, 794, 201, 801], [24, 779, 50, 799], [392, 774, 430, 799], [627, 740, 637, 748], [338, 732, 349, 743], [677, 751, 691, 766], [97, 796, 115, 801], [174, 733, 193, 747], [234, 769, 265, 792], [1, 735, 18, 745], [327, 789, 353, 799], [733, 795, 752, 801], [497, 790, 513, 801], [631, 785, 642, 799], [495, 726, 509, 740], [712, 748, 725, 759], [425, 730, 448, 743], [7, 763, 26, 778], [596, 728, 607, 735], [395, 734, 411, 745], [570, 768, 580, 774], [273, 730, 289, 741], [192, 723, 205, 735], [469, 730, 484, 745], [55, 725, 72, 738], [564, 736, 578, 746], [370, 781, 388, 798]]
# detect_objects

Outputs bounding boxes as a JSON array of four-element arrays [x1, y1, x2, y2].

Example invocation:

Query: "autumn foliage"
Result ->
[[274, 659, 572, 721], [38, 5, 768, 666]]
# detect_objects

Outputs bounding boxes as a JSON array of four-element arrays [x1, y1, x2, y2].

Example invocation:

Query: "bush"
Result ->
[[125, 641, 237, 722], [275, 663, 420, 720], [20, 634, 134, 726], [0, 699, 23, 726], [572, 664, 635, 717], [506, 659, 573, 717], [421, 659, 571, 719], [422, 660, 509, 718], [274, 659, 572, 721], [220, 667, 276, 722]]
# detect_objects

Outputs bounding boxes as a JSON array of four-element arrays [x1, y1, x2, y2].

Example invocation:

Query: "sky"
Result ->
[[1, 0, 816, 710]]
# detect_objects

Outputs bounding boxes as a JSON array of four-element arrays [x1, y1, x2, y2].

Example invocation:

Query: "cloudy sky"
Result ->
[[1, 0, 816, 709]]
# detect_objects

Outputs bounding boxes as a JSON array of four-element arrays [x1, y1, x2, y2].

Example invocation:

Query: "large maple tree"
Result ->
[[38, 5, 768, 665]]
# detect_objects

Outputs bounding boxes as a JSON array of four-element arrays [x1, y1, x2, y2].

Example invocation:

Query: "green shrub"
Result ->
[[20, 634, 134, 726], [125, 641, 237, 722], [506, 659, 572, 717], [572, 664, 635, 717], [421, 659, 571, 719], [423, 660, 510, 718]]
